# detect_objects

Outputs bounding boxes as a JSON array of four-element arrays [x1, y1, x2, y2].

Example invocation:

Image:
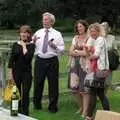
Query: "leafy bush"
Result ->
[[55, 19, 74, 33]]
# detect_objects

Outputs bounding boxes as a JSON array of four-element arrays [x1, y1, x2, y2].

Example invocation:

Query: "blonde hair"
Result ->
[[88, 22, 105, 37], [42, 12, 55, 25]]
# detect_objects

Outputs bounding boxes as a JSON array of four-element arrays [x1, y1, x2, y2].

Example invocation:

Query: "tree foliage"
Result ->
[[0, 0, 120, 29]]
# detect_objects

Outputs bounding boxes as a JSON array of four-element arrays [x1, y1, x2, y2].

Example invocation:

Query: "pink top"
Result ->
[[89, 47, 97, 72]]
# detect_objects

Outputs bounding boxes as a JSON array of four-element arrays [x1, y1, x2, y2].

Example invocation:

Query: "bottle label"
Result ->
[[12, 100, 18, 110]]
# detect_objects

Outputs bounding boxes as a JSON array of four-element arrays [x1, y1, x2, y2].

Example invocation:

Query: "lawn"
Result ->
[[29, 90, 120, 120], [0, 30, 120, 120], [30, 93, 85, 120]]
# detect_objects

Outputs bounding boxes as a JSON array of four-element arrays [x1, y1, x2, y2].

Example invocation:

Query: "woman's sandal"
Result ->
[[85, 116, 93, 120]]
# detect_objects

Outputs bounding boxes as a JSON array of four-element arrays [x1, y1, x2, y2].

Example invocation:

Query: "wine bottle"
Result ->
[[10, 86, 19, 116]]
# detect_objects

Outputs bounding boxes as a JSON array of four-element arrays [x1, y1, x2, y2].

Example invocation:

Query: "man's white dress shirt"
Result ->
[[33, 27, 65, 58]]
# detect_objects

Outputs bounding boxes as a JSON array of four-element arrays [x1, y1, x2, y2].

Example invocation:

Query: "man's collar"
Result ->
[[44, 27, 52, 32]]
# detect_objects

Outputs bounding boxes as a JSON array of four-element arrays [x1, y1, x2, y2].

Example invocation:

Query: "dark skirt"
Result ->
[[78, 65, 87, 92]]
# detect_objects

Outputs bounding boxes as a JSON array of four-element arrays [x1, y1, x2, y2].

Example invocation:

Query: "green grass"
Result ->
[[30, 93, 85, 120], [112, 70, 120, 83], [96, 90, 120, 113], [107, 90, 120, 112], [29, 90, 120, 120]]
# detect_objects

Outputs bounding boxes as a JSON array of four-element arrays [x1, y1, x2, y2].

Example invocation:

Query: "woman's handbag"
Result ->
[[3, 80, 14, 103], [3, 80, 20, 104], [84, 71, 108, 88], [94, 69, 109, 79], [84, 69, 109, 88], [93, 70, 109, 88]]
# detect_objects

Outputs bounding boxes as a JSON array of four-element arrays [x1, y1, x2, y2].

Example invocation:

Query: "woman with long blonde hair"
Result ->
[[85, 23, 110, 120]]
